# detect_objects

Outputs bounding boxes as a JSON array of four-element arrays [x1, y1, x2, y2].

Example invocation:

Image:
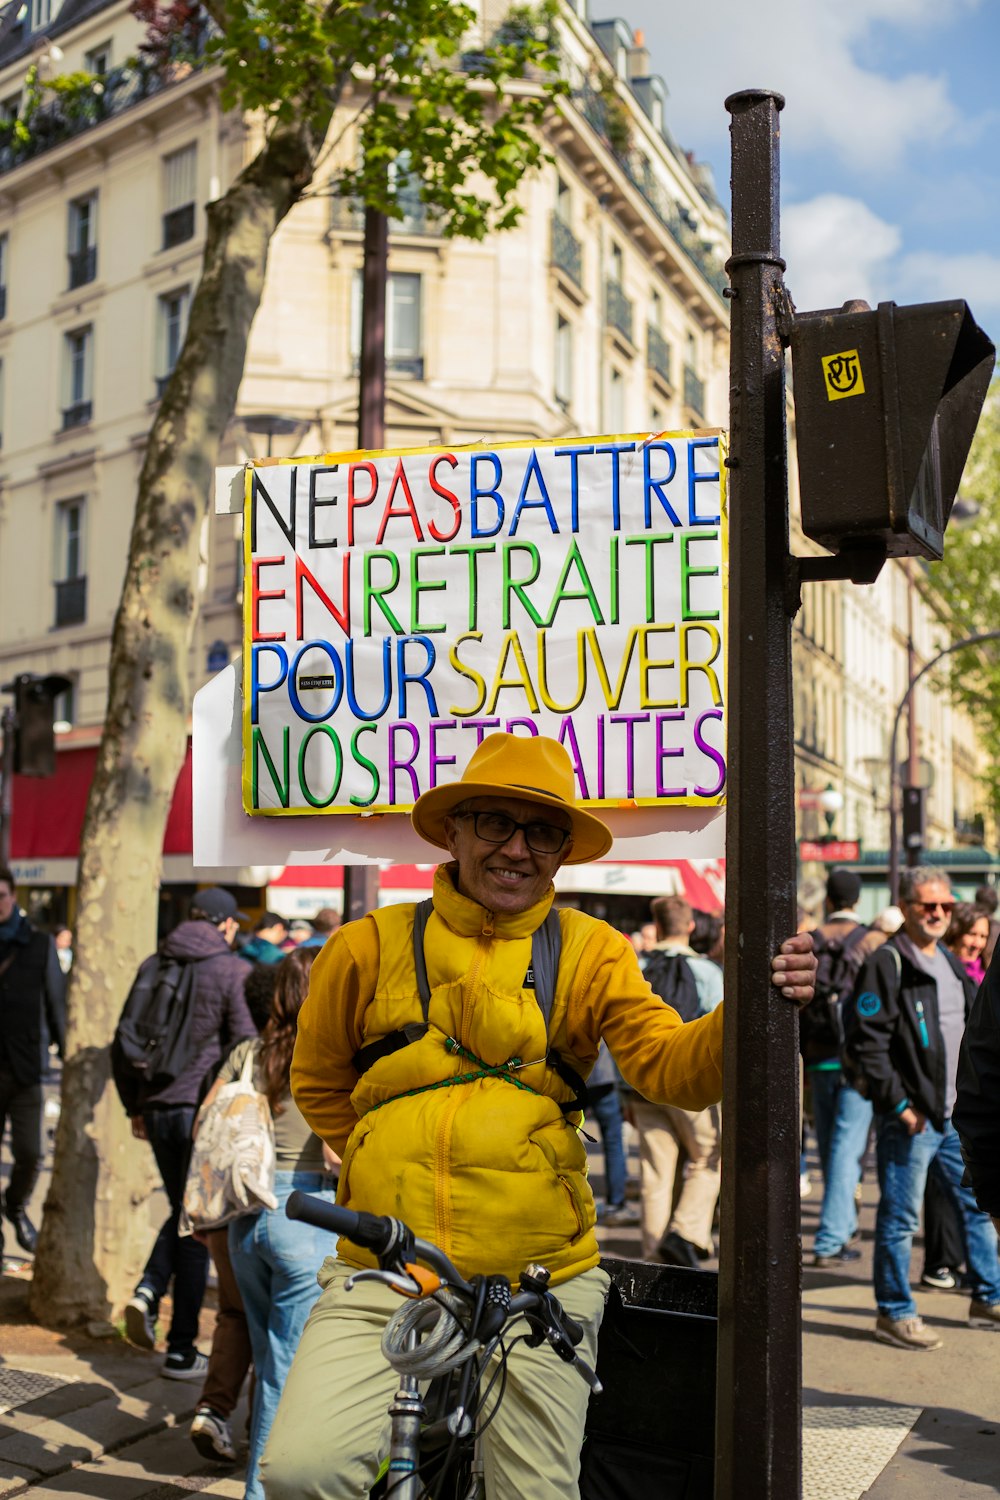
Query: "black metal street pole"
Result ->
[[343, 204, 389, 924], [0, 704, 14, 869], [887, 629, 1000, 903], [717, 91, 800, 1500]]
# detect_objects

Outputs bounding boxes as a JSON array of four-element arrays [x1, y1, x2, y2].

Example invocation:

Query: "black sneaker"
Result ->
[[921, 1267, 958, 1291], [5, 1206, 37, 1255], [657, 1231, 702, 1270], [124, 1288, 157, 1350], [162, 1349, 209, 1381]]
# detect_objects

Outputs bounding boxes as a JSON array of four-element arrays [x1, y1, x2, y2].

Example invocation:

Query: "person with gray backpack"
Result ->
[[116, 887, 255, 1379]]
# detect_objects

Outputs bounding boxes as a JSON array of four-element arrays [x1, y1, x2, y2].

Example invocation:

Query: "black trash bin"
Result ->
[[581, 1258, 717, 1500]]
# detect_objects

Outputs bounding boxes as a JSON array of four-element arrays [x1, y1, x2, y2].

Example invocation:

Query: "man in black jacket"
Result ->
[[0, 868, 65, 1258], [955, 945, 1000, 1238], [122, 888, 255, 1379], [845, 866, 1000, 1352]]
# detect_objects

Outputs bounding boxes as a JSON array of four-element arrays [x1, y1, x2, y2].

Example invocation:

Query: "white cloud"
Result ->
[[782, 195, 901, 312], [622, 0, 985, 173], [897, 251, 1000, 325]]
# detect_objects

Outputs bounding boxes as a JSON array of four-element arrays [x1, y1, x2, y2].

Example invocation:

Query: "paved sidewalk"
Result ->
[[1, 1140, 998, 1497], [0, 1315, 246, 1499]]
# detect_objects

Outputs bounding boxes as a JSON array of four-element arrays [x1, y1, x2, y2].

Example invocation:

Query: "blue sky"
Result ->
[[616, 0, 1000, 343]]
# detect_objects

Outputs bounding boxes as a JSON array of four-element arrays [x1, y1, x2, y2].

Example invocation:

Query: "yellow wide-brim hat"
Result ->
[[411, 732, 613, 865]]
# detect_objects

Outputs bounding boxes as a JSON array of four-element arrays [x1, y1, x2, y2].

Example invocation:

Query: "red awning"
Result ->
[[272, 858, 725, 909], [10, 744, 194, 859]]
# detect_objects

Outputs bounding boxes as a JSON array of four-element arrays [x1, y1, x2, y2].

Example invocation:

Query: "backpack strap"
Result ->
[[352, 902, 435, 1074], [352, 902, 589, 1115]]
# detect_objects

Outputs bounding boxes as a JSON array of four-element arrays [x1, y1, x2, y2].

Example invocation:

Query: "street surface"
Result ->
[[2, 1112, 999, 1496]]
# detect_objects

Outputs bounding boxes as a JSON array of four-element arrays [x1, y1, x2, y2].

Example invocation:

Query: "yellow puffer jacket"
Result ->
[[291, 864, 724, 1286]]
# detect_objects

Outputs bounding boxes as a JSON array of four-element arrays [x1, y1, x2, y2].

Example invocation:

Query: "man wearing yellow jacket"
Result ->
[[264, 733, 815, 1500]]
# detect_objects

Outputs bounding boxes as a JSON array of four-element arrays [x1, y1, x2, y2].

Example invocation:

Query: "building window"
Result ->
[[162, 144, 197, 249], [351, 270, 424, 378], [67, 194, 98, 289], [85, 42, 111, 74], [555, 174, 571, 223], [62, 326, 93, 429], [609, 241, 624, 285], [29, 0, 56, 31], [54, 498, 87, 627], [554, 313, 573, 410], [0, 233, 7, 321], [156, 286, 190, 395], [53, 676, 76, 730]]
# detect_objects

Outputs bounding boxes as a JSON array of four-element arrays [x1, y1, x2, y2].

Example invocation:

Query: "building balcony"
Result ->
[[605, 278, 634, 344], [54, 575, 87, 628], [574, 83, 729, 302], [351, 354, 425, 380], [67, 246, 97, 289], [647, 322, 672, 386], [61, 400, 92, 431], [550, 212, 583, 288], [954, 811, 986, 845], [162, 203, 195, 250], [0, 27, 213, 178], [683, 364, 705, 419], [330, 196, 434, 237]]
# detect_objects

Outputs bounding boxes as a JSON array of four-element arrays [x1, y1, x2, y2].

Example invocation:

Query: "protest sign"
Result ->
[[243, 432, 727, 818]]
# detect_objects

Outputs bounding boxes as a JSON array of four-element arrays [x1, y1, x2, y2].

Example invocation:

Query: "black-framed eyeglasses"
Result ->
[[454, 810, 571, 855]]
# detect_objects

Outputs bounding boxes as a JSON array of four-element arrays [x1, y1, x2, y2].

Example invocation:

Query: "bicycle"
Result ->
[[285, 1190, 603, 1500]]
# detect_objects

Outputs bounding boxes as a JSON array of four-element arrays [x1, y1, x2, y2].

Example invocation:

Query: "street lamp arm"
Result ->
[[888, 629, 1000, 901]]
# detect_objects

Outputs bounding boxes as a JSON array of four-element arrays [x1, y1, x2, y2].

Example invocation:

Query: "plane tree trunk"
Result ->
[[30, 114, 333, 1326]]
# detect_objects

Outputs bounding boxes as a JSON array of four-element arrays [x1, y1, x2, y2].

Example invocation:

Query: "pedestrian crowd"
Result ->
[[3, 737, 1000, 1497]]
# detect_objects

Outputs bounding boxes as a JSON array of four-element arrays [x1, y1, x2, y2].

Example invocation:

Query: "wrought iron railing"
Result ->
[[61, 400, 92, 431], [162, 203, 195, 250], [0, 28, 213, 178], [550, 211, 583, 287], [647, 322, 671, 385], [330, 196, 433, 236], [54, 575, 87, 627], [683, 364, 705, 418], [605, 277, 634, 344], [575, 83, 729, 302], [67, 245, 96, 289]]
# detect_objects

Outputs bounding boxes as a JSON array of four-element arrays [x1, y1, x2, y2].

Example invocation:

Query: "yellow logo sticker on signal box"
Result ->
[[821, 349, 865, 401]]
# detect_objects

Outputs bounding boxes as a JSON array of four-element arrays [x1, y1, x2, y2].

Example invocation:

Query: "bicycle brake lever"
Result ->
[[345, 1268, 421, 1296]]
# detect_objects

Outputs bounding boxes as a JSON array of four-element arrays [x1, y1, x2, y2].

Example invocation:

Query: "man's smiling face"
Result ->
[[443, 796, 573, 915]]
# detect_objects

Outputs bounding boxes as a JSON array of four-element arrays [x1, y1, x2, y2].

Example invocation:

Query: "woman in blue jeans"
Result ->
[[224, 948, 339, 1500]]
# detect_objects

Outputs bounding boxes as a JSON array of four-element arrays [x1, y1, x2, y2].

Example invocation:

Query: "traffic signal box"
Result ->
[[902, 785, 927, 864], [12, 673, 70, 777], [789, 300, 995, 563]]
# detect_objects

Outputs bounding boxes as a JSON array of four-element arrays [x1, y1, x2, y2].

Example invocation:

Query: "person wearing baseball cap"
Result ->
[[266, 733, 816, 1499]]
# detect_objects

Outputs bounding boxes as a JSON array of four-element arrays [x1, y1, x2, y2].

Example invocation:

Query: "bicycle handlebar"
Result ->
[[285, 1191, 468, 1287], [285, 1191, 601, 1391]]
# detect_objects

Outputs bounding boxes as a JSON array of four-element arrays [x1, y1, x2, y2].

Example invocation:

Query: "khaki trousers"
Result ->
[[262, 1258, 609, 1500], [632, 1095, 722, 1259]]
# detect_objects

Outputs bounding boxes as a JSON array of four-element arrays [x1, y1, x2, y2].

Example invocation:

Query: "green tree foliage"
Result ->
[[928, 378, 1000, 820]]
